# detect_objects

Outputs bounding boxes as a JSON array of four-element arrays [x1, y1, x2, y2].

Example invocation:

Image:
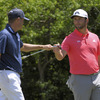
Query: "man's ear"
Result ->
[[15, 17, 20, 23], [86, 18, 89, 24]]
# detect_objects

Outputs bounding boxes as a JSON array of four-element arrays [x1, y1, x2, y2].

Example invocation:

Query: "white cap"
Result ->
[[71, 9, 88, 19]]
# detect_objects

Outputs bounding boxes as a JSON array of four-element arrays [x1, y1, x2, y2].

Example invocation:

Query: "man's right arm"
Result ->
[[53, 46, 67, 61]]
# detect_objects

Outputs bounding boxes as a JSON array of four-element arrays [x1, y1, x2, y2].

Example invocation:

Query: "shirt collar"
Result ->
[[74, 29, 89, 37], [6, 24, 17, 35]]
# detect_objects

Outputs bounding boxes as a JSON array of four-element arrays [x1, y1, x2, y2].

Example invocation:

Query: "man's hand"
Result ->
[[53, 43, 61, 53], [43, 44, 53, 50], [52, 43, 67, 61]]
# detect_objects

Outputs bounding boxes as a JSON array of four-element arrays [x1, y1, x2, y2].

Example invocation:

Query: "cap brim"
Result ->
[[71, 15, 88, 19], [24, 17, 30, 21], [71, 15, 80, 19]]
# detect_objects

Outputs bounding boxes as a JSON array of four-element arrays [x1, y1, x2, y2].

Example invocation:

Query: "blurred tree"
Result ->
[[0, 0, 100, 100]]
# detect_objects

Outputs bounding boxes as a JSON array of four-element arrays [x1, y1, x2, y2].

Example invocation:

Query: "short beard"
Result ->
[[75, 25, 85, 29], [74, 19, 87, 30]]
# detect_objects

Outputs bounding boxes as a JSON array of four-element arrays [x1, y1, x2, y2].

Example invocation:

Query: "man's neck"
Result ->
[[9, 23, 18, 32], [77, 27, 88, 35]]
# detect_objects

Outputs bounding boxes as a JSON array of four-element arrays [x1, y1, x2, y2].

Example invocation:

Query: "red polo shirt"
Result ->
[[61, 29, 100, 75]]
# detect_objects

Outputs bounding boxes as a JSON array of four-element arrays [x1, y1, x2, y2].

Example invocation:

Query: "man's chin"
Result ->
[[75, 26, 83, 30]]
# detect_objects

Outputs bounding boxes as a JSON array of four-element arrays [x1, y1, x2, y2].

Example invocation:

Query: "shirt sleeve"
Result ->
[[97, 40, 100, 56], [0, 34, 7, 54], [20, 40, 23, 48], [61, 36, 70, 52]]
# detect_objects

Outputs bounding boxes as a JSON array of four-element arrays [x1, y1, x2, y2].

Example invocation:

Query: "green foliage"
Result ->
[[0, 0, 100, 100]]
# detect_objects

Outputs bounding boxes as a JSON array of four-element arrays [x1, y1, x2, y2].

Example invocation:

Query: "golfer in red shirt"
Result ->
[[53, 9, 100, 100]]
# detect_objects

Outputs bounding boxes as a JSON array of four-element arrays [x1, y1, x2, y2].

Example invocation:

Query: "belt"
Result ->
[[89, 71, 100, 75], [0, 68, 10, 70], [0, 68, 20, 74]]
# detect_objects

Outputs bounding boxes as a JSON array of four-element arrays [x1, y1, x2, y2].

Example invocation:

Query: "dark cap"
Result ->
[[8, 8, 30, 21]]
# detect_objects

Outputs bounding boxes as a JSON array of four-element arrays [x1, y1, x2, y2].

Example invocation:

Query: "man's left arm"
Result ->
[[20, 43, 53, 52]]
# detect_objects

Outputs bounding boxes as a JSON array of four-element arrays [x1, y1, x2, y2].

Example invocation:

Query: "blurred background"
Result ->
[[0, 0, 100, 100]]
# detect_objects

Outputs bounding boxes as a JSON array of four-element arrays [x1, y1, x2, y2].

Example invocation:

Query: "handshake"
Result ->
[[22, 44, 63, 60], [43, 44, 64, 61], [43, 44, 61, 51]]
